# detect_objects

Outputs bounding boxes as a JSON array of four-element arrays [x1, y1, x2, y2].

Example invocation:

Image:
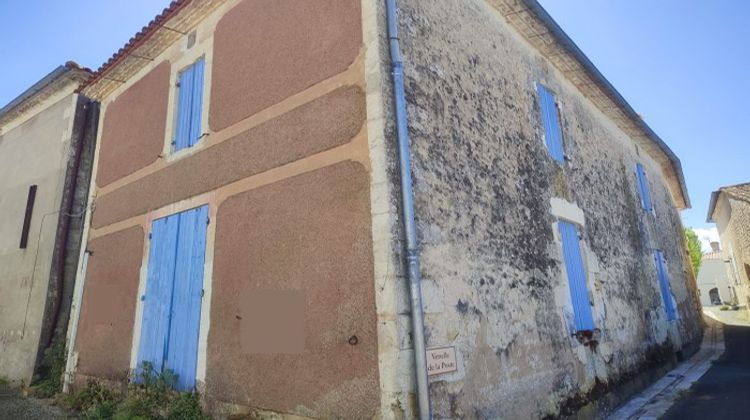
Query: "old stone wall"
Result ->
[[391, 0, 702, 417], [719, 198, 750, 307]]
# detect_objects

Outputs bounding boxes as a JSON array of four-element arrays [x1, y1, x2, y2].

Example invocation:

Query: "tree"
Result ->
[[684, 228, 702, 275]]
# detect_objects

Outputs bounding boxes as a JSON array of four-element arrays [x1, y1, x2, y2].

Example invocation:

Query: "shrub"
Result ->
[[35, 340, 67, 398], [64, 362, 210, 419]]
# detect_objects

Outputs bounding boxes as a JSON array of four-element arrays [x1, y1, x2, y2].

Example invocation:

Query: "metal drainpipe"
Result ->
[[62, 249, 91, 393], [385, 0, 431, 418]]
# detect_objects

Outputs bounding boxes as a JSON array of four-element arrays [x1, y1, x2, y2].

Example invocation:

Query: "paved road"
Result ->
[[662, 323, 750, 419], [0, 386, 73, 419]]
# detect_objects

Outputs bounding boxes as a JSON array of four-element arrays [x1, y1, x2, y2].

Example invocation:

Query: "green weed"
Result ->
[[35, 340, 67, 398], [64, 362, 210, 419]]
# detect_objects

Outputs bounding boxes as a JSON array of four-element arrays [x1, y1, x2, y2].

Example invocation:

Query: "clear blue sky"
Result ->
[[537, 0, 749, 235], [0, 0, 172, 102], [1, 1, 747, 233]]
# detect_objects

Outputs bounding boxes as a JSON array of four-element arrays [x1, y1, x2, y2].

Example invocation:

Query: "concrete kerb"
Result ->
[[608, 314, 725, 420]]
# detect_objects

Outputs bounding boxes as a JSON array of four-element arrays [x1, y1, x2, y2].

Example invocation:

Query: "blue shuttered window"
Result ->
[[173, 58, 205, 152], [537, 84, 565, 163], [138, 205, 209, 391], [654, 250, 677, 321], [559, 221, 595, 331], [635, 163, 653, 212]]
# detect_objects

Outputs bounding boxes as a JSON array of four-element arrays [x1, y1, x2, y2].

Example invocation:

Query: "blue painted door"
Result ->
[[654, 250, 677, 320], [537, 84, 565, 163], [138, 214, 179, 374], [137, 205, 208, 390], [165, 205, 208, 390], [559, 221, 595, 331]]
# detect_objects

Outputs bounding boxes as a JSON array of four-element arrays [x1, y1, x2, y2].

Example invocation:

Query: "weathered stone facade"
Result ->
[[709, 184, 750, 310], [369, 0, 702, 417]]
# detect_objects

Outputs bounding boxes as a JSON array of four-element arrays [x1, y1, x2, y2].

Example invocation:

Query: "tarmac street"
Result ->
[[662, 310, 750, 419]]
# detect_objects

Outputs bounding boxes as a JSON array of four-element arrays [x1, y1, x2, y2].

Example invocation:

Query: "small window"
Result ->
[[654, 250, 677, 320], [173, 57, 205, 152], [537, 84, 565, 163], [558, 220, 595, 331], [19, 185, 37, 249], [635, 163, 653, 212]]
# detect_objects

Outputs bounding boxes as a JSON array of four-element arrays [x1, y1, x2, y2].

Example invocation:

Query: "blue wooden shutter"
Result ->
[[655, 250, 677, 320], [138, 214, 180, 374], [165, 205, 209, 391], [635, 163, 653, 212], [187, 58, 205, 148], [559, 221, 595, 331], [173, 58, 205, 152], [537, 84, 565, 163]]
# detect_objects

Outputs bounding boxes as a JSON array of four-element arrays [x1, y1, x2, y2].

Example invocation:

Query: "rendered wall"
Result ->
[[206, 162, 378, 418], [387, 1, 702, 417], [696, 259, 733, 306], [72, 0, 380, 417], [74, 227, 144, 381], [0, 94, 77, 384], [95, 62, 170, 188]]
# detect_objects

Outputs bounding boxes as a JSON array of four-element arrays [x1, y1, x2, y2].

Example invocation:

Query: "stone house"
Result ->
[[696, 242, 735, 306], [708, 182, 750, 309], [64, 0, 702, 418], [0, 62, 97, 385]]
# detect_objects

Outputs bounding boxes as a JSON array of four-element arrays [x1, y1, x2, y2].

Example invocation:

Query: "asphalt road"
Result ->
[[0, 386, 72, 420], [662, 323, 750, 419]]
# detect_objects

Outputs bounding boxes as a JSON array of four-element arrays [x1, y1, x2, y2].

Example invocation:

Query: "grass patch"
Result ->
[[63, 362, 210, 419]]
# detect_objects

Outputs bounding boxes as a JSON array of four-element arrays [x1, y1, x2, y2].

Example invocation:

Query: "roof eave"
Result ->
[[0, 63, 92, 126], [521, 0, 691, 210], [706, 190, 720, 223]]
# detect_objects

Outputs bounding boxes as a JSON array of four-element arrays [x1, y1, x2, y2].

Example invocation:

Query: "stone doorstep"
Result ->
[[607, 319, 725, 420]]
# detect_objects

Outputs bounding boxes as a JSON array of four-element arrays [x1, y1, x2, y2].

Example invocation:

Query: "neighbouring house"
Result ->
[[708, 182, 750, 309], [696, 242, 736, 306], [0, 62, 98, 386], [63, 0, 702, 418]]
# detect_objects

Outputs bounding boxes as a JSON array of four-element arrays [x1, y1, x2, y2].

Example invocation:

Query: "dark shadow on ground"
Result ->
[[662, 323, 750, 419]]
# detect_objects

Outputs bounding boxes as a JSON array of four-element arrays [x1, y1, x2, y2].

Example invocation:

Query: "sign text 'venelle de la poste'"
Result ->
[[426, 346, 458, 376]]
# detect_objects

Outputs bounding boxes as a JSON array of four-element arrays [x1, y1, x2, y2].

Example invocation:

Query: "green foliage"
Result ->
[[166, 393, 210, 420], [684, 228, 702, 275], [64, 362, 210, 419], [35, 340, 67, 398], [65, 379, 118, 412]]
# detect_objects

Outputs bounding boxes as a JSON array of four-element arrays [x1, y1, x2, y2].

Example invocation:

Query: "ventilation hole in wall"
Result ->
[[187, 30, 197, 49]]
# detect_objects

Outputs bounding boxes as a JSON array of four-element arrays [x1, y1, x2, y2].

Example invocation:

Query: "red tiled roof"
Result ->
[[78, 0, 191, 92]]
